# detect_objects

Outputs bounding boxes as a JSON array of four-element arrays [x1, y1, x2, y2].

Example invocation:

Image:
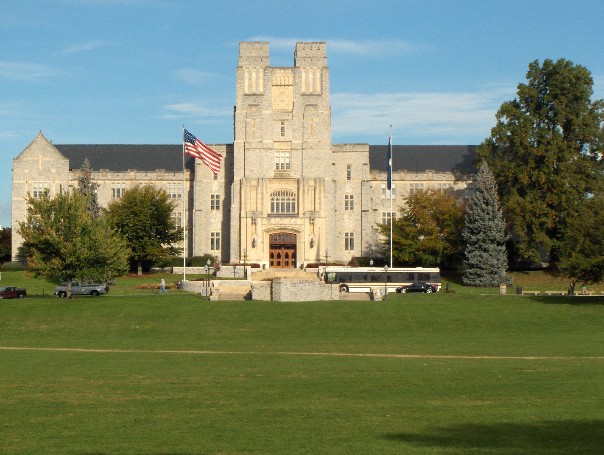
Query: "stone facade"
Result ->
[[11, 41, 476, 265]]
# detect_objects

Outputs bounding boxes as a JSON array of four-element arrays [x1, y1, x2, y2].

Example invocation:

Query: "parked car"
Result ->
[[55, 282, 109, 298], [396, 282, 438, 294], [0, 286, 27, 299]]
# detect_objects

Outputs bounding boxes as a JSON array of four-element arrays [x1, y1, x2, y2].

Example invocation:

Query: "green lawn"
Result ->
[[0, 273, 603, 454]]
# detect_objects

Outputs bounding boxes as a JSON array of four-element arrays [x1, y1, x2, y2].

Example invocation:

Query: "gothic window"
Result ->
[[270, 190, 297, 214]]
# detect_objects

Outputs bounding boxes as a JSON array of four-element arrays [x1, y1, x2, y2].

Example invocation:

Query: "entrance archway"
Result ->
[[269, 232, 297, 268]]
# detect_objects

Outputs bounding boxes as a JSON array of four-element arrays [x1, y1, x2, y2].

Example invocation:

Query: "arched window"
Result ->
[[270, 190, 297, 214]]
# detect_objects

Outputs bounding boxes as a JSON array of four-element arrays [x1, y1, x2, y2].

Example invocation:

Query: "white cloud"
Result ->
[[161, 102, 229, 119], [174, 68, 216, 85], [331, 85, 516, 144], [245, 36, 427, 56], [0, 62, 60, 81], [61, 40, 111, 55]]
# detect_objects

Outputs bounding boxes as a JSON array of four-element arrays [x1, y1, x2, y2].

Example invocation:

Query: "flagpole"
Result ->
[[389, 125, 393, 269], [182, 126, 187, 283]]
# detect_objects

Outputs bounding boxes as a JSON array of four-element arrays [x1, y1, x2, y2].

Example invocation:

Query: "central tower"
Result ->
[[231, 42, 332, 268]]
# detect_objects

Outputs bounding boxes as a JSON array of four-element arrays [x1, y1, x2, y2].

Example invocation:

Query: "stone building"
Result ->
[[11, 41, 476, 266]]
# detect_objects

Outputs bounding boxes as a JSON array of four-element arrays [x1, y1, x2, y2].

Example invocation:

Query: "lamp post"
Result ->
[[243, 248, 247, 279], [384, 264, 389, 299]]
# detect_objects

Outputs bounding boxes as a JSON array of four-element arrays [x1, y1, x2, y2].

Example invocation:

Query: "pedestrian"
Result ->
[[569, 280, 575, 296], [159, 278, 167, 294]]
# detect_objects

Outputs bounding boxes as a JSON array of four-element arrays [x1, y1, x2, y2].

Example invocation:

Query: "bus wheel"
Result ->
[[339, 284, 349, 293]]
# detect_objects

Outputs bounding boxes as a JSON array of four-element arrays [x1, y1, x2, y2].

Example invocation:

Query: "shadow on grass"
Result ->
[[383, 420, 604, 454], [530, 296, 604, 305]]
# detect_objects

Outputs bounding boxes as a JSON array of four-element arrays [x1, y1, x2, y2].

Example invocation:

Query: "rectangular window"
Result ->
[[409, 183, 424, 194], [381, 184, 396, 199], [346, 164, 352, 181], [211, 232, 221, 251], [111, 183, 126, 199], [32, 183, 48, 199], [210, 194, 221, 210], [345, 232, 354, 251], [280, 121, 286, 137], [344, 194, 354, 211], [275, 151, 291, 170], [171, 212, 182, 230], [381, 212, 396, 224], [166, 183, 182, 199]]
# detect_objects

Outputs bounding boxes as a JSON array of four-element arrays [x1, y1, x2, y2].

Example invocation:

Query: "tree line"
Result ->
[[380, 58, 603, 286], [18, 159, 182, 297]]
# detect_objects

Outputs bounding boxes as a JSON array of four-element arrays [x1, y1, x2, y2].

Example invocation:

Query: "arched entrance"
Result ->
[[269, 232, 297, 268]]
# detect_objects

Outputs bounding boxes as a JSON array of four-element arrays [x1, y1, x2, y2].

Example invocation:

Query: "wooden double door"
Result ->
[[269, 232, 296, 268]]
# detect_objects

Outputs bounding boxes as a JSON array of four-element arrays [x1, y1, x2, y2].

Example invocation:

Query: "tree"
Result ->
[[0, 227, 13, 289], [558, 195, 604, 284], [105, 185, 183, 274], [478, 58, 604, 267], [77, 158, 100, 217], [0, 227, 11, 266], [462, 162, 510, 286], [18, 191, 129, 297], [380, 188, 465, 269]]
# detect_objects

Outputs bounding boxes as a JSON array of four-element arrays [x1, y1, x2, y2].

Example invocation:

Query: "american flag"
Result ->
[[184, 129, 222, 174]]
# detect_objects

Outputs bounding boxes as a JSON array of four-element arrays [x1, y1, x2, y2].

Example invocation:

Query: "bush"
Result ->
[[189, 255, 215, 267]]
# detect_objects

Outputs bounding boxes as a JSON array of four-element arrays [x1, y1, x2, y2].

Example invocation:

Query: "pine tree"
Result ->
[[77, 158, 100, 217], [462, 162, 510, 286]]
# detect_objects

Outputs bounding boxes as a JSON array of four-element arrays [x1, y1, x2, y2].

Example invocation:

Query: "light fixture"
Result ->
[[310, 238, 314, 248], [251, 238, 256, 248]]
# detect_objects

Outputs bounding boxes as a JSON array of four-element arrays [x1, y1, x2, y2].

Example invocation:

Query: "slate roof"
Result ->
[[55, 144, 196, 172], [54, 143, 478, 176], [369, 145, 478, 175]]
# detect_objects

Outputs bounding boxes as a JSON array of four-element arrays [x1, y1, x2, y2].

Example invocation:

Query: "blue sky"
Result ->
[[1, 0, 603, 228]]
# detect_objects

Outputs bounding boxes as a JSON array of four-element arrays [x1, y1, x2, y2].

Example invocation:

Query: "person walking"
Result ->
[[159, 278, 167, 294]]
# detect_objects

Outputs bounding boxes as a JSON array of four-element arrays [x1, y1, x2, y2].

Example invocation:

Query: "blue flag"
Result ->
[[387, 134, 392, 190]]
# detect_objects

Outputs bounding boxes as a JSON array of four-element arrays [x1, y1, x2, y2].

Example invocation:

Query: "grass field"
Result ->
[[0, 272, 603, 454]]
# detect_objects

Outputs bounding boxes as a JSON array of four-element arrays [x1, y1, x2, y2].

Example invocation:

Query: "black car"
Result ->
[[396, 282, 438, 294], [0, 286, 27, 299]]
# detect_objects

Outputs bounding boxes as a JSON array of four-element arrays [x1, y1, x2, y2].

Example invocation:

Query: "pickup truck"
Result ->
[[55, 282, 109, 298]]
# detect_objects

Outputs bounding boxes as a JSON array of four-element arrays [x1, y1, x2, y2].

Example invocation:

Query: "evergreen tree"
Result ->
[[77, 158, 100, 217], [462, 162, 510, 286], [478, 59, 604, 266]]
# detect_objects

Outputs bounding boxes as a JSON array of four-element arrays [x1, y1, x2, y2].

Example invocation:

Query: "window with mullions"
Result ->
[[270, 190, 297, 214], [210, 194, 221, 210], [345, 232, 354, 251], [210, 232, 221, 251], [275, 151, 291, 170], [166, 183, 182, 199], [344, 194, 354, 210]]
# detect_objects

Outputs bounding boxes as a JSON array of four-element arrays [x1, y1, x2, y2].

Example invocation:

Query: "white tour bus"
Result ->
[[323, 266, 441, 293]]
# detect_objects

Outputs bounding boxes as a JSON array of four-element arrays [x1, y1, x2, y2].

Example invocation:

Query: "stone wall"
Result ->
[[271, 278, 339, 302]]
